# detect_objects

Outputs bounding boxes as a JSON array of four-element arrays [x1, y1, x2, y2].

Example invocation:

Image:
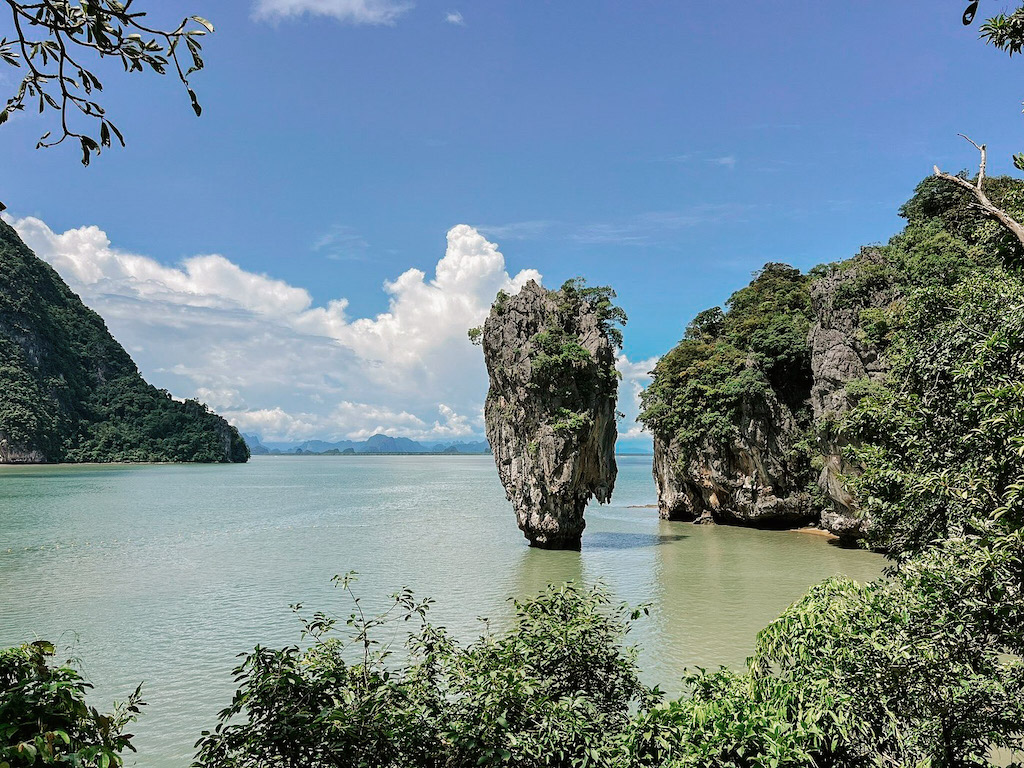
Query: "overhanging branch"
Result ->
[[934, 135, 1024, 250]]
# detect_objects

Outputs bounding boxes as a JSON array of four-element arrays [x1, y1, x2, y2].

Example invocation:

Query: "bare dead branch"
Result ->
[[956, 134, 987, 188], [934, 136, 1024, 250]]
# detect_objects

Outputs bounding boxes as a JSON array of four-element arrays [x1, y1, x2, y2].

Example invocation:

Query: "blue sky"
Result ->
[[2, 0, 1022, 449]]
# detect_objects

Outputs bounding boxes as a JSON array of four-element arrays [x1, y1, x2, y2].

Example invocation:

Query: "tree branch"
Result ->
[[1, 0, 209, 165], [934, 135, 1024, 251]]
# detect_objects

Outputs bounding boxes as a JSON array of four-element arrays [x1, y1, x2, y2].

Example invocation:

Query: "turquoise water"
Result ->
[[0, 455, 882, 766]]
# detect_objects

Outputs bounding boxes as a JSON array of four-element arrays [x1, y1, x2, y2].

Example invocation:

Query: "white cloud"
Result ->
[[313, 226, 370, 261], [479, 204, 753, 247], [615, 354, 657, 442], [7, 216, 538, 443], [7, 214, 652, 448], [660, 152, 738, 170], [253, 0, 413, 24], [445, 10, 465, 25]]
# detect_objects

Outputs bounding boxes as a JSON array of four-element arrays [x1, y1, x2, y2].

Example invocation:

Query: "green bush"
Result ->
[[628, 531, 1024, 768], [193, 578, 653, 768], [0, 642, 142, 767]]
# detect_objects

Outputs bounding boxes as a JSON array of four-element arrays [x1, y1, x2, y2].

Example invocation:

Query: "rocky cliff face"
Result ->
[[652, 382, 815, 528], [481, 280, 619, 549], [644, 254, 892, 539], [808, 249, 891, 539], [0, 220, 248, 464]]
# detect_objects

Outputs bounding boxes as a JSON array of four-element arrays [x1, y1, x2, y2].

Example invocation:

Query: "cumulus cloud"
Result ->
[[7, 214, 653, 449], [8, 216, 540, 443], [615, 354, 657, 442], [445, 10, 464, 25], [253, 0, 413, 24]]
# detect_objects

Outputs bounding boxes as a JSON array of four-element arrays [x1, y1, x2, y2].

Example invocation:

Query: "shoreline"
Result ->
[[0, 452, 655, 468]]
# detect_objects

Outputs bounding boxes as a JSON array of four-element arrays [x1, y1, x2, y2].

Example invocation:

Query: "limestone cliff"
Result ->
[[641, 174, 1024, 546], [481, 280, 621, 549], [0, 220, 249, 464], [642, 264, 817, 529], [652, 387, 815, 527], [642, 255, 892, 540], [808, 249, 891, 539]]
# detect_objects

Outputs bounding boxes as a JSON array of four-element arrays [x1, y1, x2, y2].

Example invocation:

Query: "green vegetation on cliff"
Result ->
[[473, 278, 625, 436], [0, 220, 248, 463], [528, 280, 624, 433], [839, 179, 1024, 552], [639, 263, 812, 464]]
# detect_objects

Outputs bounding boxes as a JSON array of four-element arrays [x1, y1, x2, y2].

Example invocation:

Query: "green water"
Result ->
[[0, 455, 882, 766]]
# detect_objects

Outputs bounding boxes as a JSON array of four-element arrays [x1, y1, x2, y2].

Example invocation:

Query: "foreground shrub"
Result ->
[[193, 578, 653, 768], [629, 531, 1024, 768], [0, 641, 142, 767]]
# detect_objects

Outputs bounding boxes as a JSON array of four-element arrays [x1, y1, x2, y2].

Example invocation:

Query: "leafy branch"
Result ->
[[0, 0, 212, 171]]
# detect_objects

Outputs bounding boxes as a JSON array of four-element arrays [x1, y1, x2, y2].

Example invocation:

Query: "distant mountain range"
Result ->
[[242, 433, 491, 456]]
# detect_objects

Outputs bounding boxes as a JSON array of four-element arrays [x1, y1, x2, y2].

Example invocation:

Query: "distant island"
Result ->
[[243, 433, 491, 456]]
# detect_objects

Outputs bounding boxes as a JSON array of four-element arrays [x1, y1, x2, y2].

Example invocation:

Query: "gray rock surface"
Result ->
[[482, 280, 618, 549], [653, 379, 815, 528], [808, 249, 892, 540], [0, 438, 45, 463]]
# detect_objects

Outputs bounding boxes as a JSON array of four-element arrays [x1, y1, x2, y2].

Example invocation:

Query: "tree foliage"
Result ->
[[191, 551, 1024, 768], [632, 530, 1024, 768], [639, 263, 812, 462], [0, 641, 143, 767], [843, 271, 1024, 552], [979, 4, 1024, 56]]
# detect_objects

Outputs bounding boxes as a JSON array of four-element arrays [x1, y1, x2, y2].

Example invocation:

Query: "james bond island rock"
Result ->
[[478, 279, 625, 549], [0, 220, 249, 464], [640, 264, 818, 529]]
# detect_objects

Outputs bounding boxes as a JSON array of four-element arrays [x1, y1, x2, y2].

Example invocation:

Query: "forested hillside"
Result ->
[[0, 220, 248, 464]]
